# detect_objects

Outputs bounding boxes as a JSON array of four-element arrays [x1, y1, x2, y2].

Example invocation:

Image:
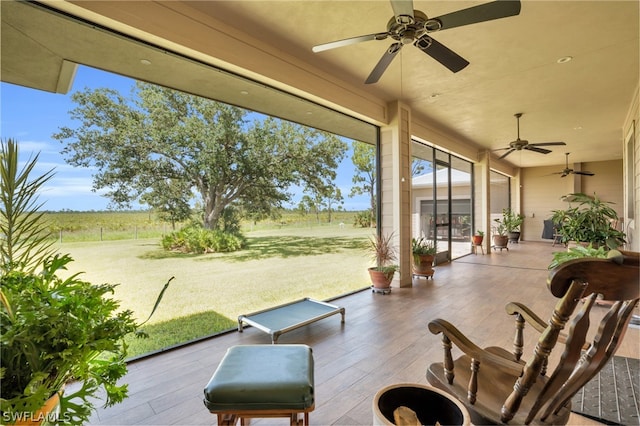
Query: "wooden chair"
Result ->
[[427, 250, 640, 425]]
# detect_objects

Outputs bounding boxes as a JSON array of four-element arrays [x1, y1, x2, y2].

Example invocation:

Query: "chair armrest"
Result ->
[[506, 302, 547, 332], [428, 319, 523, 376], [506, 302, 576, 346]]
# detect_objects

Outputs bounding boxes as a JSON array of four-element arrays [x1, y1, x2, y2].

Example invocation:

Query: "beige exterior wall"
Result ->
[[521, 160, 623, 242]]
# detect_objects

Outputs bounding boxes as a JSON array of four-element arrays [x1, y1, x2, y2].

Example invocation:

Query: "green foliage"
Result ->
[[551, 192, 625, 249], [161, 224, 245, 253], [548, 244, 609, 269], [1, 255, 139, 424], [492, 208, 523, 236], [353, 210, 374, 228], [0, 141, 172, 425], [0, 139, 56, 272], [411, 237, 436, 255], [475, 230, 484, 237], [54, 83, 347, 231], [500, 207, 525, 233], [140, 178, 192, 228], [350, 141, 376, 221]]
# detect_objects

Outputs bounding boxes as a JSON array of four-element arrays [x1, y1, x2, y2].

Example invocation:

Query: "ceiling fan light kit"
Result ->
[[312, 0, 522, 84]]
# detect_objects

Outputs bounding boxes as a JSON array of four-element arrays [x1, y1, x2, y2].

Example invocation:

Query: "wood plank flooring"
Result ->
[[85, 242, 639, 425]]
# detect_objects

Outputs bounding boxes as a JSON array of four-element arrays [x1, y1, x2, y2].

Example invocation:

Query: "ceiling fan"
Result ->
[[494, 113, 566, 160], [554, 152, 595, 177], [312, 0, 521, 84]]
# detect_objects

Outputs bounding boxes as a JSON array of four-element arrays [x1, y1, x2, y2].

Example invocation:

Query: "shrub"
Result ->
[[162, 225, 245, 253], [353, 210, 374, 228]]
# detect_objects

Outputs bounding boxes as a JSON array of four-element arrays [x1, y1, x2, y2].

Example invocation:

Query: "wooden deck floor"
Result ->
[[86, 242, 639, 425]]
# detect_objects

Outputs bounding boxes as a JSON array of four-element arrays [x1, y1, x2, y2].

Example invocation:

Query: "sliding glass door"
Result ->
[[412, 142, 473, 262]]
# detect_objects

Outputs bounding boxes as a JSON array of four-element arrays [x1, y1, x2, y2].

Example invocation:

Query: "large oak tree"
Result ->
[[54, 82, 347, 229]]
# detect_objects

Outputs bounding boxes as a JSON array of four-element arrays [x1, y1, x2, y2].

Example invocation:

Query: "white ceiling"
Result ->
[[2, 0, 638, 170]]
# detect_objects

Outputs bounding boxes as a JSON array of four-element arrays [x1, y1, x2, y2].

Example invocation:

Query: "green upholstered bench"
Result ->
[[203, 344, 315, 425]]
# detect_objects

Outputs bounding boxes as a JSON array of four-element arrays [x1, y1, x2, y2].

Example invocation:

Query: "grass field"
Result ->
[[55, 222, 375, 358], [43, 210, 363, 242]]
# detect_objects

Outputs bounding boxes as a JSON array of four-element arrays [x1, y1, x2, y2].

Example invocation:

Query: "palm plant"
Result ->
[[0, 139, 56, 272]]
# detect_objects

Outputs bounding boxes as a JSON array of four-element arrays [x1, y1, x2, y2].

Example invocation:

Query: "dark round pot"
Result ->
[[373, 383, 470, 425], [471, 235, 484, 246], [508, 231, 521, 243]]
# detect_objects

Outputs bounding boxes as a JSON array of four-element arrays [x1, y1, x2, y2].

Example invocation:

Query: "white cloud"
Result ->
[[40, 177, 105, 197], [15, 140, 57, 155]]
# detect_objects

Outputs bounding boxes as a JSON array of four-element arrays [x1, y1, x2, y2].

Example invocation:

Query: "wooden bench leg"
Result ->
[[217, 413, 238, 425]]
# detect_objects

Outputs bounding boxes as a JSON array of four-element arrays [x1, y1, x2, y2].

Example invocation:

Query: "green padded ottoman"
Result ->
[[203, 344, 315, 425]]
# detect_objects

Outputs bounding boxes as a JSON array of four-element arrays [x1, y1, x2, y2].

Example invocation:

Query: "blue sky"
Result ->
[[1, 66, 367, 212]]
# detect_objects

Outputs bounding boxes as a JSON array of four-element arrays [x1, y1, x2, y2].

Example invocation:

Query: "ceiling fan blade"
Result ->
[[414, 35, 469, 73], [434, 0, 522, 31], [312, 32, 389, 53], [524, 146, 552, 154], [498, 148, 515, 159], [529, 142, 566, 147], [573, 171, 595, 176], [390, 0, 414, 23], [365, 42, 403, 84]]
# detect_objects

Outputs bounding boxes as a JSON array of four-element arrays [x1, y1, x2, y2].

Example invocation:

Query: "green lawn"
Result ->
[[56, 224, 374, 358]]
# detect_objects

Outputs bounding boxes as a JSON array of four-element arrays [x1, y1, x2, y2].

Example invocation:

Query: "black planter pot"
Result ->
[[508, 231, 521, 243]]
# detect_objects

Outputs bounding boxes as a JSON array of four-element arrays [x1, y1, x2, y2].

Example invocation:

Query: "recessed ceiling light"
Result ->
[[306, 111, 313, 115], [573, 126, 583, 130], [140, 59, 151, 65], [556, 56, 573, 64], [240, 90, 249, 95]]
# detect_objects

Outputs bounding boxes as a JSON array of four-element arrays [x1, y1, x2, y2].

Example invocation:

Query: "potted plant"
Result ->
[[471, 230, 484, 246], [411, 237, 436, 278], [368, 232, 398, 294], [550, 192, 626, 249], [491, 218, 509, 249], [0, 139, 171, 425], [500, 208, 525, 243]]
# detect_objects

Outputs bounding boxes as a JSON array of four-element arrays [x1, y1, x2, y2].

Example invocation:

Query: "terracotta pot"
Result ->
[[412, 254, 434, 275], [14, 391, 60, 425], [492, 235, 509, 248], [368, 267, 394, 289], [471, 235, 483, 246]]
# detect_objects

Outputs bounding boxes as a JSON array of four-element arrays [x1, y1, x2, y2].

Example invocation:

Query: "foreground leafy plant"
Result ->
[[0, 139, 172, 425]]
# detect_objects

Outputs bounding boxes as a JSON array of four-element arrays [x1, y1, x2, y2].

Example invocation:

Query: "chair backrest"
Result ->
[[502, 250, 640, 424]]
